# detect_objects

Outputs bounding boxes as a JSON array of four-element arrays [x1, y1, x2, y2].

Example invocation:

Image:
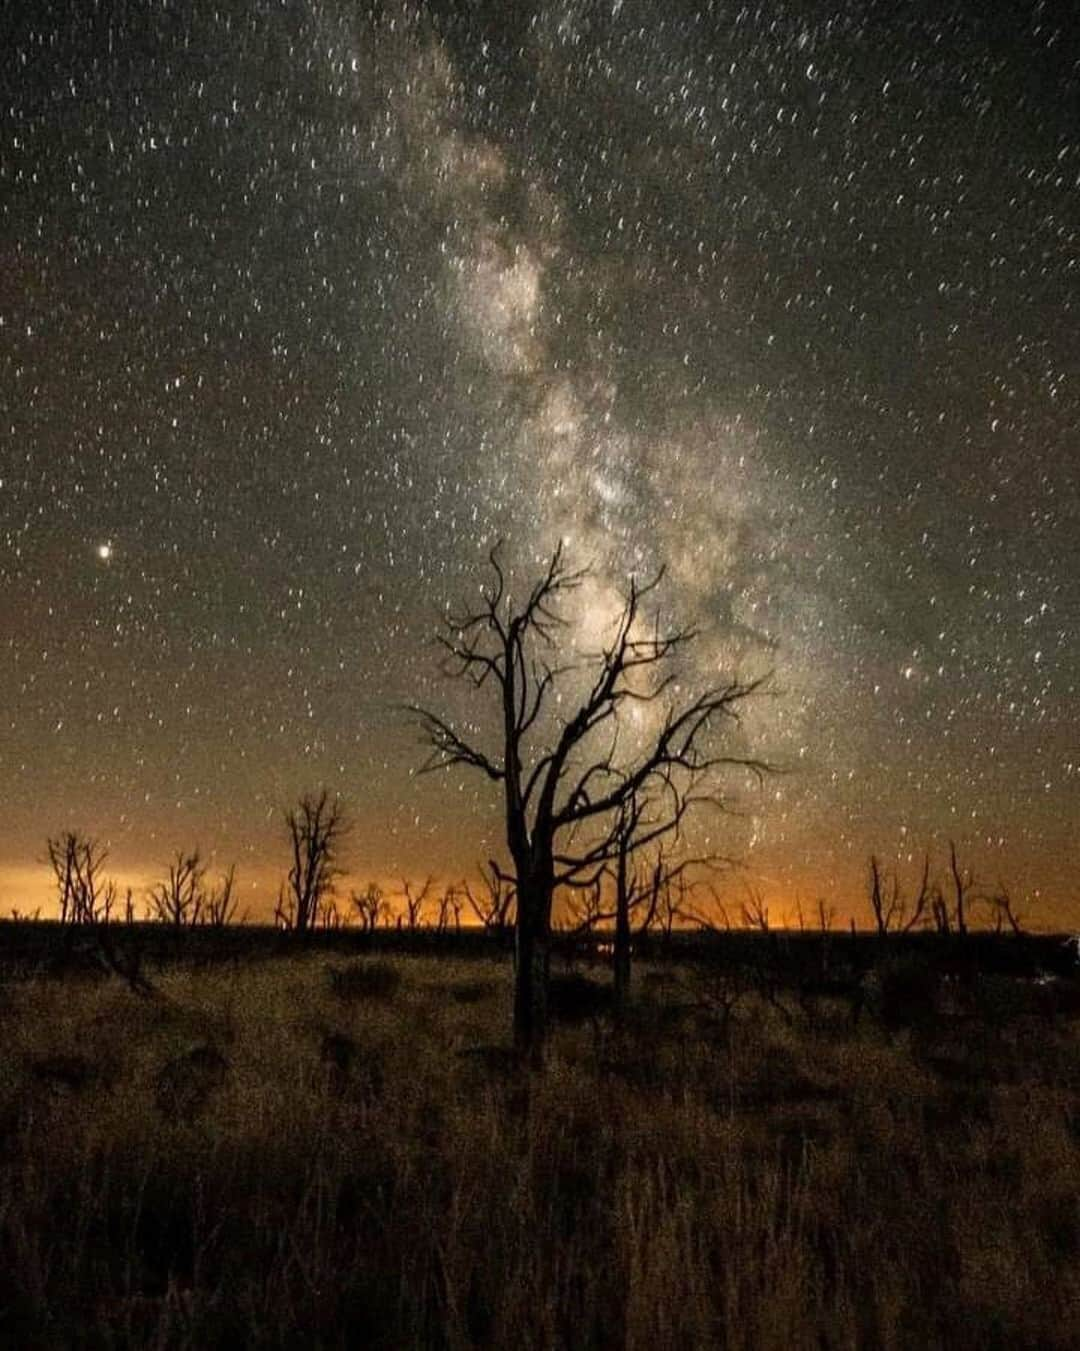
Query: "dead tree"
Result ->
[[400, 877, 434, 930], [657, 869, 695, 947], [275, 790, 349, 934], [46, 832, 159, 994], [436, 883, 464, 933], [148, 850, 207, 927], [414, 543, 766, 1061], [611, 799, 640, 1014], [202, 865, 240, 927], [949, 840, 973, 937], [930, 884, 951, 935], [608, 815, 705, 1016], [47, 832, 116, 925], [351, 882, 385, 932], [924, 842, 978, 936], [694, 882, 799, 1025], [987, 885, 1025, 936], [462, 860, 516, 935], [868, 853, 930, 936], [741, 887, 771, 933]]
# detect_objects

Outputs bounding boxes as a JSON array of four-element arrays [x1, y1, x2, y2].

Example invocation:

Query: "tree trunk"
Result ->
[[613, 882, 631, 1018], [514, 888, 551, 1065]]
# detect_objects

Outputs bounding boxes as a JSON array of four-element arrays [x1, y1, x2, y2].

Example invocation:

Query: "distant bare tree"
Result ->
[[462, 860, 516, 934], [202, 865, 240, 927], [741, 887, 772, 933], [696, 881, 799, 1025], [948, 840, 973, 937], [275, 790, 349, 934], [868, 853, 930, 936], [149, 850, 207, 927], [987, 885, 1025, 936], [150, 852, 240, 928], [611, 798, 642, 1011], [562, 822, 705, 980], [415, 543, 766, 1059], [692, 882, 734, 933], [47, 831, 116, 925], [351, 881, 386, 933], [436, 883, 464, 933], [399, 876, 434, 930], [926, 842, 977, 936], [46, 832, 159, 995], [657, 869, 695, 945], [608, 811, 708, 1014]]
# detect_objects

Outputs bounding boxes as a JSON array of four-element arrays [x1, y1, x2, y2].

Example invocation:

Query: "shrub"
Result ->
[[327, 960, 402, 1002]]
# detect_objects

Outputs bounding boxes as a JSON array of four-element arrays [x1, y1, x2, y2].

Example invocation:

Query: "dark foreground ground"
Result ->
[[1, 926, 1079, 1348]]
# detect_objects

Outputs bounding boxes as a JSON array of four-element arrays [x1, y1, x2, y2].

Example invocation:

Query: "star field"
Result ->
[[2, 2, 1077, 923]]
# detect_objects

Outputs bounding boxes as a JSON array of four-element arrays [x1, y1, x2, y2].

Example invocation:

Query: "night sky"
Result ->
[[3, 2, 1078, 925]]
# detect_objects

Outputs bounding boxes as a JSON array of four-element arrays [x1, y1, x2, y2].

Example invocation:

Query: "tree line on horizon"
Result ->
[[11, 821, 1035, 941]]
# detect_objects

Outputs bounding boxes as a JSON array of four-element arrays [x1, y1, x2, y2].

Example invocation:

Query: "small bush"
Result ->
[[872, 955, 945, 1032], [447, 979, 498, 1004], [154, 1044, 228, 1120], [29, 1052, 97, 1093], [327, 960, 402, 1002], [548, 973, 612, 1024]]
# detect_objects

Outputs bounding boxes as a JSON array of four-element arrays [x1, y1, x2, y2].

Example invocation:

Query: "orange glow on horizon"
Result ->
[[2, 857, 1075, 934]]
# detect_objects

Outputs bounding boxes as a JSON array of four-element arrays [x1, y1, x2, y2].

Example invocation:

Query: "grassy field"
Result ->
[[2, 942, 1079, 1348]]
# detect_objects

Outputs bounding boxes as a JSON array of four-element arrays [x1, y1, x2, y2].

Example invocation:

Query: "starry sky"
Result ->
[[2, 1, 1078, 926]]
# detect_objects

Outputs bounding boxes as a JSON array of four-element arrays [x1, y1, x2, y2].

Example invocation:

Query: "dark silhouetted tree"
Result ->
[[462, 860, 516, 934], [948, 839, 973, 937], [400, 876, 434, 930], [608, 823, 703, 1016], [275, 790, 349, 934], [351, 881, 386, 932], [436, 883, 465, 932], [149, 850, 207, 927], [868, 853, 930, 936], [414, 543, 765, 1060], [47, 831, 116, 925], [203, 864, 240, 927], [987, 885, 1025, 936]]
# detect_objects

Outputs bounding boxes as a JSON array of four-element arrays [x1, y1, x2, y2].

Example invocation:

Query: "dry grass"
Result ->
[[1, 950, 1078, 1348]]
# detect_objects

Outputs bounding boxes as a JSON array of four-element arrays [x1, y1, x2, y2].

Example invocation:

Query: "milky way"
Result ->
[[2, 2, 1077, 923]]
